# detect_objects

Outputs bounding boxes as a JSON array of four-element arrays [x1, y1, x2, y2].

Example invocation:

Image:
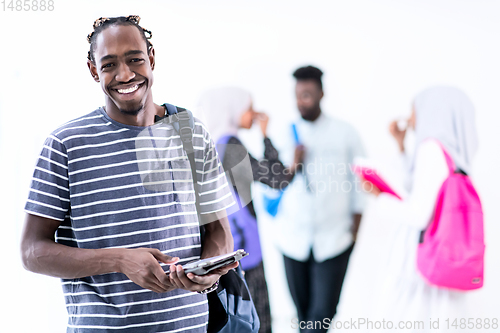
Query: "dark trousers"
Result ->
[[283, 244, 354, 333], [245, 262, 272, 333]]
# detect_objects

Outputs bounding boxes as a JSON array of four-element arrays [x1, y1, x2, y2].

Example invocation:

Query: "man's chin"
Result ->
[[119, 104, 144, 116]]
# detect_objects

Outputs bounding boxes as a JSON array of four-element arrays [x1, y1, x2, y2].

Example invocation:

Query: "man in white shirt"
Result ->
[[276, 66, 365, 332]]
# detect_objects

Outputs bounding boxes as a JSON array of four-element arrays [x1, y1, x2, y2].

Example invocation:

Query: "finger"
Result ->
[[135, 257, 174, 293], [169, 265, 195, 290], [150, 249, 179, 264], [217, 262, 239, 275], [168, 265, 184, 289], [186, 272, 218, 287], [140, 263, 172, 293], [139, 277, 162, 293], [204, 262, 239, 279], [174, 265, 198, 290], [151, 264, 175, 292], [143, 276, 167, 293]]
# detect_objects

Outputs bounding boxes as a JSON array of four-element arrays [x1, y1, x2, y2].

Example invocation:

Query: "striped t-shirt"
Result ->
[[24, 107, 235, 332]]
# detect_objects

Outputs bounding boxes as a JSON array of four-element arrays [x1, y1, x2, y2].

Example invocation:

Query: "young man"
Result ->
[[276, 66, 366, 332], [21, 16, 236, 332]]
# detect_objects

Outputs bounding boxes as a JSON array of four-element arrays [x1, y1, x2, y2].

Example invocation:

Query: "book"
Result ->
[[353, 158, 403, 200]]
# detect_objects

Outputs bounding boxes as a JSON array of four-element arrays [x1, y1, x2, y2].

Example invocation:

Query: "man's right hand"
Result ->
[[292, 144, 305, 170], [118, 248, 179, 293]]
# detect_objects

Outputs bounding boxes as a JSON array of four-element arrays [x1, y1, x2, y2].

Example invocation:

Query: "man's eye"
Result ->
[[131, 58, 144, 63], [102, 63, 114, 69]]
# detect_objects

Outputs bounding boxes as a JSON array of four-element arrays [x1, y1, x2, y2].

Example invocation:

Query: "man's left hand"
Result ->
[[168, 262, 239, 293]]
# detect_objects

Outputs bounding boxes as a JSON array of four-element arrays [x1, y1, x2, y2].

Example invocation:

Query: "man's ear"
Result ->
[[87, 60, 100, 82], [149, 47, 156, 71]]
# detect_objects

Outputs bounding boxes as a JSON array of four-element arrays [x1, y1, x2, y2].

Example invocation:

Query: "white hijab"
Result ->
[[413, 86, 479, 174], [198, 87, 252, 142]]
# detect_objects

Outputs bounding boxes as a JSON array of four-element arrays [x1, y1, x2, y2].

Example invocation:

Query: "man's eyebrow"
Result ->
[[100, 54, 117, 62], [99, 50, 145, 63], [125, 50, 145, 57]]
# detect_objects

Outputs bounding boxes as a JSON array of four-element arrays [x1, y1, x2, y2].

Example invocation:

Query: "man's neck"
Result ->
[[303, 109, 322, 122], [104, 95, 164, 127]]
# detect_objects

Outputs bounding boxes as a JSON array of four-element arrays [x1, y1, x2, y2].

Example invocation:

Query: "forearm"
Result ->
[[200, 215, 233, 259], [22, 215, 178, 293], [22, 237, 122, 279], [21, 213, 124, 279]]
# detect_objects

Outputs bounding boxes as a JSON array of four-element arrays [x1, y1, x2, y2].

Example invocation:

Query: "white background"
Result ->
[[0, 1, 499, 332]]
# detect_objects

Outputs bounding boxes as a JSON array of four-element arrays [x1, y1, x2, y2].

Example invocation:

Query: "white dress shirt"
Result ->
[[275, 112, 366, 262]]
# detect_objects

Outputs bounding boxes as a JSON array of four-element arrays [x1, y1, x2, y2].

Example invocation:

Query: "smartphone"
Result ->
[[166, 249, 248, 276]]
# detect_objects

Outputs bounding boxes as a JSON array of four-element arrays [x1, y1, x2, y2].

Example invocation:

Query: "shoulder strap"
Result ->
[[159, 103, 201, 215], [432, 139, 456, 175], [215, 135, 234, 162]]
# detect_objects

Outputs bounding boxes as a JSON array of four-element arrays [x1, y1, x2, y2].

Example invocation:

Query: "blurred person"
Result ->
[[275, 66, 366, 333], [199, 86, 303, 333], [363, 86, 479, 331], [20, 16, 238, 333]]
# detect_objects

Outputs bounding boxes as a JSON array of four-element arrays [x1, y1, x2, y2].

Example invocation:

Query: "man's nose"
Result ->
[[115, 62, 135, 82]]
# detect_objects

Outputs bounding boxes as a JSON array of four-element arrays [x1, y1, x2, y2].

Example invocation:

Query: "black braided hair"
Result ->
[[293, 65, 323, 90], [87, 15, 153, 64]]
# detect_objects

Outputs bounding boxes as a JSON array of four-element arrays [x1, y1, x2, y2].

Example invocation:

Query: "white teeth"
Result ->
[[117, 85, 139, 94]]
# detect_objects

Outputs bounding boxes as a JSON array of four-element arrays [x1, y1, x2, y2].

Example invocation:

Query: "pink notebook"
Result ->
[[354, 165, 402, 200]]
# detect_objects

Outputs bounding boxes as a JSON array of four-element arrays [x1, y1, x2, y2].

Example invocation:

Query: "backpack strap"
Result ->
[[432, 140, 456, 175], [215, 135, 233, 162], [157, 103, 201, 216]]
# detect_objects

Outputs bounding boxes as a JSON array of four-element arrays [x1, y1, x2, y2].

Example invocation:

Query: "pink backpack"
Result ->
[[416, 142, 485, 290]]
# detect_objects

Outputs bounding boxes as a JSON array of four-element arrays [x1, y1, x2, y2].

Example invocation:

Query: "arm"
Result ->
[[200, 213, 234, 258], [168, 125, 237, 292], [252, 138, 303, 189], [250, 113, 304, 189], [21, 213, 179, 293], [168, 215, 238, 292], [22, 134, 179, 293], [371, 141, 449, 229]]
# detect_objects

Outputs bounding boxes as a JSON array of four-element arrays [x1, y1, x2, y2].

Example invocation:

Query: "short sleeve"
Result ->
[[196, 131, 235, 216], [24, 134, 70, 221]]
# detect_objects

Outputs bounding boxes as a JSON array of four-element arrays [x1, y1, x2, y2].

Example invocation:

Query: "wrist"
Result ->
[[108, 248, 126, 273], [398, 142, 405, 153], [197, 279, 220, 294]]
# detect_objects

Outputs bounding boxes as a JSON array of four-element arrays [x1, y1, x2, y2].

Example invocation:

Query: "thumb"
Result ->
[[150, 249, 179, 264]]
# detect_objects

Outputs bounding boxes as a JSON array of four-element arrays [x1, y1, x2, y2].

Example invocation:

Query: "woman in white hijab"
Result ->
[[361, 86, 479, 332], [198, 87, 302, 333]]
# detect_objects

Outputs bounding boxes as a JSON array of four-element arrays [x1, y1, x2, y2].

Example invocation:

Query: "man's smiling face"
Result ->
[[89, 24, 154, 115]]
